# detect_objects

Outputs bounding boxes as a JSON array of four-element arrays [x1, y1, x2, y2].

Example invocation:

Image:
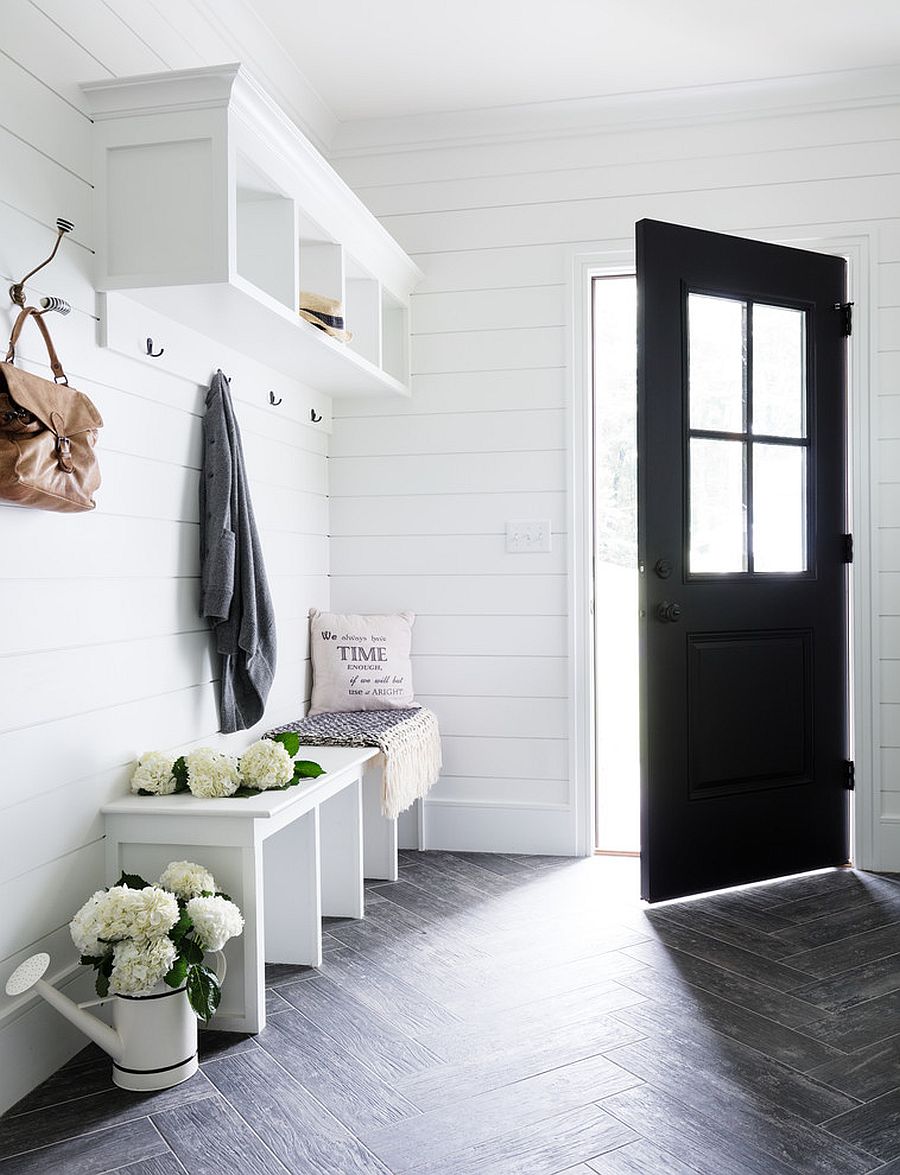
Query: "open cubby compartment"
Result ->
[[234, 154, 296, 311], [344, 255, 382, 367], [381, 286, 410, 385]]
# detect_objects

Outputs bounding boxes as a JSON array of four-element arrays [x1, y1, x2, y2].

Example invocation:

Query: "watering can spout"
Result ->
[[5, 954, 123, 1060]]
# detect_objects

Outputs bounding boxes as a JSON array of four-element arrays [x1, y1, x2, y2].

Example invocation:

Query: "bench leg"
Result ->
[[320, 776, 365, 919], [263, 807, 322, 968], [362, 762, 399, 881]]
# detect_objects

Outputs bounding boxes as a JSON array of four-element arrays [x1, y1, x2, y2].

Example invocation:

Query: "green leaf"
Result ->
[[181, 937, 204, 966], [186, 963, 221, 1022], [294, 760, 324, 780], [137, 788, 155, 797], [80, 954, 104, 967], [272, 731, 300, 758], [115, 871, 150, 890], [168, 907, 192, 943], [230, 785, 262, 797], [164, 955, 189, 988], [95, 954, 113, 998], [172, 756, 189, 792], [215, 891, 233, 902]]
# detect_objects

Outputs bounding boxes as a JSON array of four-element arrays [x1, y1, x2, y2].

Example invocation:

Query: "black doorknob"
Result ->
[[654, 558, 673, 579], [657, 601, 682, 623]]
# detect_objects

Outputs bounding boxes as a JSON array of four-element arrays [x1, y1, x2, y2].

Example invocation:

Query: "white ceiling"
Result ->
[[248, 0, 900, 123]]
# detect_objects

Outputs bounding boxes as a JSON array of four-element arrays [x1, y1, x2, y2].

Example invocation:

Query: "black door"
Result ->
[[637, 219, 850, 902]]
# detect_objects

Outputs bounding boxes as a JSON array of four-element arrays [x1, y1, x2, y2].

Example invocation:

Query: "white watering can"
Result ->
[[5, 951, 224, 1091]]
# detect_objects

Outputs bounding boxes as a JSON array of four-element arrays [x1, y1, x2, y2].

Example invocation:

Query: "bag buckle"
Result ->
[[56, 434, 74, 473]]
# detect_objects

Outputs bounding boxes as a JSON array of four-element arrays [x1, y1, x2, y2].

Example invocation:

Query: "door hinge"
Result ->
[[834, 301, 853, 336], [844, 759, 855, 791], [842, 533, 854, 563]]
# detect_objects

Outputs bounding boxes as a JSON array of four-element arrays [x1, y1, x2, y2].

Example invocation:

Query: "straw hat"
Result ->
[[299, 292, 352, 342]]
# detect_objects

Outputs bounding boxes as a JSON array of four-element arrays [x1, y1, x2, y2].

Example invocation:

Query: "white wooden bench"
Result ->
[[102, 746, 397, 1033]]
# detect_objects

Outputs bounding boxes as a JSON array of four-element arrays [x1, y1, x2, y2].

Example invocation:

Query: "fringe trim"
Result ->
[[379, 708, 442, 819]]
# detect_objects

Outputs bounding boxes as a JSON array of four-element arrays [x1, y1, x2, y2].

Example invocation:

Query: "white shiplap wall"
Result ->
[[0, 4, 328, 1112], [330, 95, 900, 866]]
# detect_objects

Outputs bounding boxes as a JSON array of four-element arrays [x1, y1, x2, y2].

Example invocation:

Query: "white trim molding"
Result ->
[[568, 227, 878, 870]]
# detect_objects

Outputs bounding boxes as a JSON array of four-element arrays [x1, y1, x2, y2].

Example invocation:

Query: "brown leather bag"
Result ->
[[0, 307, 102, 512]]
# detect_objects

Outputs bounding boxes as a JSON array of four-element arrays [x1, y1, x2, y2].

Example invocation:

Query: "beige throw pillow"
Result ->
[[309, 609, 416, 716]]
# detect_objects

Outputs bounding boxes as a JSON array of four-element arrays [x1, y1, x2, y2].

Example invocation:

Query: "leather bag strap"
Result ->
[[5, 306, 69, 385]]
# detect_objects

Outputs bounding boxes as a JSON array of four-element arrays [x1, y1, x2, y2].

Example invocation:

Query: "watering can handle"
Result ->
[[210, 950, 226, 987]]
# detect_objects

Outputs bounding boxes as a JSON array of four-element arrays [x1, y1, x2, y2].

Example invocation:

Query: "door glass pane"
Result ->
[[753, 444, 807, 572], [753, 303, 806, 438], [689, 438, 747, 573], [688, 293, 746, 432]]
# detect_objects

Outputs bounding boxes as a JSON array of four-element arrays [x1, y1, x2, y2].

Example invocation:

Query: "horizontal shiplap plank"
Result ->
[[331, 409, 565, 457], [330, 450, 565, 496], [330, 573, 566, 616], [0, 574, 318, 659], [878, 617, 900, 659], [30, 0, 168, 76], [3, 0, 113, 113], [413, 655, 567, 698], [330, 491, 567, 537], [879, 351, 900, 396], [330, 534, 566, 576], [0, 49, 91, 181], [361, 140, 900, 219], [421, 695, 569, 739], [409, 242, 569, 295], [382, 174, 900, 255], [333, 368, 567, 419], [0, 840, 105, 963], [430, 775, 569, 808], [412, 325, 564, 374], [411, 615, 567, 657], [880, 262, 900, 308], [880, 306, 900, 349], [412, 285, 565, 334], [440, 734, 568, 781], [0, 615, 310, 736], [0, 631, 215, 734], [334, 105, 900, 190], [0, 126, 92, 243], [0, 508, 326, 580], [878, 396, 900, 439]]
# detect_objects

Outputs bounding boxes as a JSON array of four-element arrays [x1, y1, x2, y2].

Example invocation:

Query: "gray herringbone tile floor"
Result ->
[[2, 853, 899, 1174]]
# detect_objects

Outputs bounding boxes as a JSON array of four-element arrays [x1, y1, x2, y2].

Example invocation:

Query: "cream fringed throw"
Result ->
[[265, 707, 441, 819]]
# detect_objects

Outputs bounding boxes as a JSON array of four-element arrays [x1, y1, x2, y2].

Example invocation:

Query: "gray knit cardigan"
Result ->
[[199, 370, 276, 733]]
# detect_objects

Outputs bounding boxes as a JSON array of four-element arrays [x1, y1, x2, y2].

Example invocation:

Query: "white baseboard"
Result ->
[[0, 966, 98, 1116], [418, 799, 576, 856]]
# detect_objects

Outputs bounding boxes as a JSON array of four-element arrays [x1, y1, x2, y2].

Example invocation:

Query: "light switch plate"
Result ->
[[506, 519, 552, 553]]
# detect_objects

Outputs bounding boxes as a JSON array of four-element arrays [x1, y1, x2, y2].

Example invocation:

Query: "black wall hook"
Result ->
[[269, 391, 283, 406], [310, 409, 322, 423], [146, 337, 164, 358]]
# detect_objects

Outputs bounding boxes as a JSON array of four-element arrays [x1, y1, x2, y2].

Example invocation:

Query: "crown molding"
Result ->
[[327, 64, 900, 158]]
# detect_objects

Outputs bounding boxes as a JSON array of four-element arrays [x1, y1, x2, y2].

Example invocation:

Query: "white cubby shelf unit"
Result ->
[[81, 64, 422, 397]]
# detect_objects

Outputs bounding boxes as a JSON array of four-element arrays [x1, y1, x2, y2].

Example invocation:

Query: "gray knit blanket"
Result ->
[[266, 708, 441, 819]]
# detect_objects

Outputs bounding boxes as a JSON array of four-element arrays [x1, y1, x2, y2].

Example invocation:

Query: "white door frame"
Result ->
[[568, 230, 878, 869]]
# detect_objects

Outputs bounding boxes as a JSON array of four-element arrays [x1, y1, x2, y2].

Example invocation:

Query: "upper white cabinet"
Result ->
[[82, 65, 421, 397]]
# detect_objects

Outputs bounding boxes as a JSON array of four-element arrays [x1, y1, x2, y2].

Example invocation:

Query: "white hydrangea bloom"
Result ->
[[158, 860, 217, 900], [187, 895, 244, 952], [130, 750, 177, 795], [185, 747, 240, 798], [70, 889, 113, 958], [239, 739, 294, 790], [109, 936, 177, 996], [134, 886, 180, 938], [75, 884, 178, 946]]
